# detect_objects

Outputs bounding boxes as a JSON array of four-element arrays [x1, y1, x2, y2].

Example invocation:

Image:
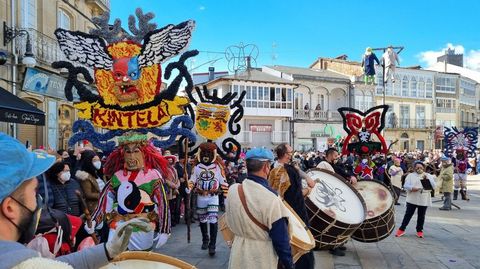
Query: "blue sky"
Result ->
[[110, 0, 480, 73]]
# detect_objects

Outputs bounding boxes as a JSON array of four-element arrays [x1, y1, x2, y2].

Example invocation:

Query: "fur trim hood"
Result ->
[[75, 170, 90, 181]]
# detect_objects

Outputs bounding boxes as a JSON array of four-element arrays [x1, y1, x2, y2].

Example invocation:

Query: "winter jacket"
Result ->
[[439, 164, 454, 193], [50, 179, 83, 217], [75, 170, 100, 214]]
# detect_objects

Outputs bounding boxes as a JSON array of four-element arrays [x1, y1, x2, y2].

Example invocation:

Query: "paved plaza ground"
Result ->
[[158, 175, 480, 269]]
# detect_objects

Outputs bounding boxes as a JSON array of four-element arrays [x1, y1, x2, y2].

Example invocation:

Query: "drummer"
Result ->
[[269, 143, 315, 268], [0, 133, 151, 269], [317, 147, 356, 256]]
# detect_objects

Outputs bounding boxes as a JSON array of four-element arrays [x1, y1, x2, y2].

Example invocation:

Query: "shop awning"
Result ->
[[0, 87, 45, 126]]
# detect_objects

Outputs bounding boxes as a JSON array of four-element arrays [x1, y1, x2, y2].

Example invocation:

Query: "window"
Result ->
[[295, 93, 304, 110], [435, 76, 456, 93], [416, 106, 425, 128], [425, 79, 433, 98], [416, 140, 425, 151], [410, 77, 417, 97], [400, 105, 410, 128], [21, 0, 37, 29], [287, 89, 292, 109], [418, 79, 425, 98], [386, 104, 396, 128], [58, 9, 72, 30], [401, 76, 409, 97], [354, 91, 364, 111], [251, 86, 257, 108], [316, 94, 324, 110], [258, 87, 263, 108], [393, 75, 401, 96]]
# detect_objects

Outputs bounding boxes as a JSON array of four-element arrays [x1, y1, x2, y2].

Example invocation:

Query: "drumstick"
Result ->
[[75, 190, 99, 245]]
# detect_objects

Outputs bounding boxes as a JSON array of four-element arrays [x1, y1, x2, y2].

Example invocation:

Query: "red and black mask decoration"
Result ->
[[338, 105, 389, 156], [198, 142, 218, 166], [444, 127, 478, 158]]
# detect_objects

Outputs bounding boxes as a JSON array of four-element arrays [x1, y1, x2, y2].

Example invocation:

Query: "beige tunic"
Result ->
[[404, 172, 436, 207], [225, 179, 290, 269], [317, 161, 335, 172], [388, 165, 404, 189]]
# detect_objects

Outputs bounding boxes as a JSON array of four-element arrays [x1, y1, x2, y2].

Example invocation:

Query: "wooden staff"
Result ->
[[184, 138, 191, 243], [75, 190, 99, 244]]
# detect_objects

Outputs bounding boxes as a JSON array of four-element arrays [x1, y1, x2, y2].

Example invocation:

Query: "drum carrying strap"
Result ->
[[238, 184, 269, 232]]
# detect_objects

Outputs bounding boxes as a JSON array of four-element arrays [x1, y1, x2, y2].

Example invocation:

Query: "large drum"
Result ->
[[351, 180, 395, 243], [283, 201, 315, 262], [305, 169, 367, 249], [101, 251, 197, 269]]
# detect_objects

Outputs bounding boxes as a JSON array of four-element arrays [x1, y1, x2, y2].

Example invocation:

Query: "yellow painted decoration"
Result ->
[[195, 103, 230, 140], [107, 42, 142, 59], [74, 96, 189, 130]]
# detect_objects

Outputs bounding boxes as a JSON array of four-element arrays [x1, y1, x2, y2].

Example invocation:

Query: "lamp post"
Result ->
[[3, 21, 37, 138], [3, 22, 37, 67]]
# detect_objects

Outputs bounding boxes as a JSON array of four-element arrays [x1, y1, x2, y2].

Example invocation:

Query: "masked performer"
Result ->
[[444, 127, 478, 201], [89, 133, 171, 251], [188, 142, 227, 256]]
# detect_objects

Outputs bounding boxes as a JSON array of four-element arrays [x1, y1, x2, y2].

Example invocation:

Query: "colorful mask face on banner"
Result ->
[[444, 126, 478, 158], [54, 11, 195, 130], [195, 103, 230, 140]]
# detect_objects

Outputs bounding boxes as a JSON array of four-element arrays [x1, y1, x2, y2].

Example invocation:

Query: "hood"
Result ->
[[75, 170, 90, 181]]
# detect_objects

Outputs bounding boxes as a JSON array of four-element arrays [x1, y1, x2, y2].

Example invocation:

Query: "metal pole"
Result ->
[[11, 0, 17, 138]]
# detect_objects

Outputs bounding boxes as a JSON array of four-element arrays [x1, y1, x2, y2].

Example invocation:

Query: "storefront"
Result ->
[[21, 67, 80, 149], [0, 86, 45, 146]]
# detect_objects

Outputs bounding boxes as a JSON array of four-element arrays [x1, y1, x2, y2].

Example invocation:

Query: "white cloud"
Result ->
[[199, 6, 206, 11], [417, 43, 480, 71]]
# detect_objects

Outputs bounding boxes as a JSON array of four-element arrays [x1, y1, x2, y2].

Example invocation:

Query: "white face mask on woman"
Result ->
[[60, 171, 71, 183], [93, 161, 102, 170]]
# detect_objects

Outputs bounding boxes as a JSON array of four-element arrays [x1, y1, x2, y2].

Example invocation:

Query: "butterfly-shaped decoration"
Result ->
[[443, 127, 478, 158], [338, 105, 389, 156]]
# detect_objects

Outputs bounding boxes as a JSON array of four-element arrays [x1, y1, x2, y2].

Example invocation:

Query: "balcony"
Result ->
[[272, 131, 289, 144], [293, 109, 338, 121], [15, 28, 66, 66], [86, 0, 110, 13], [461, 121, 477, 128], [436, 107, 456, 113], [386, 119, 435, 129]]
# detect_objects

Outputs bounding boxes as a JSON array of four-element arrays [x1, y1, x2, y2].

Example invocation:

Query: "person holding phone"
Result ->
[[395, 161, 436, 238]]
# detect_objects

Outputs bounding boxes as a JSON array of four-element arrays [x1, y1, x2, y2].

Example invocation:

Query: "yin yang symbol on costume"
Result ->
[[117, 181, 154, 214], [198, 168, 218, 191], [314, 180, 346, 212]]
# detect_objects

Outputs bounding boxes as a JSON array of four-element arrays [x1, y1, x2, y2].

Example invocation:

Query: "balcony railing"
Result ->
[[234, 131, 253, 144], [436, 107, 456, 113], [86, 0, 110, 11], [272, 131, 289, 144], [293, 109, 337, 121], [386, 119, 435, 129], [461, 121, 477, 128], [16, 28, 66, 65]]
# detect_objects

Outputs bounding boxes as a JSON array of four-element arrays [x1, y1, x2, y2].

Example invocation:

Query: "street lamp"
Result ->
[[3, 21, 37, 67]]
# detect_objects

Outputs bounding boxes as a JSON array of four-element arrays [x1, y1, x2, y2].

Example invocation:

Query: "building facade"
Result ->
[[262, 65, 351, 151], [0, 0, 109, 149], [200, 68, 297, 149], [311, 57, 437, 152]]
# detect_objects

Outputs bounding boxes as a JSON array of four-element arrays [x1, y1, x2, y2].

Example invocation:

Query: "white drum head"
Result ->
[[101, 251, 196, 269], [354, 181, 393, 219], [285, 207, 311, 243], [307, 169, 365, 224]]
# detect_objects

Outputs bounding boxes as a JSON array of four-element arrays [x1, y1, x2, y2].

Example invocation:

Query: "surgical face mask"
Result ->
[[361, 159, 368, 164], [7, 194, 43, 244], [60, 171, 71, 183], [93, 161, 102, 170]]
